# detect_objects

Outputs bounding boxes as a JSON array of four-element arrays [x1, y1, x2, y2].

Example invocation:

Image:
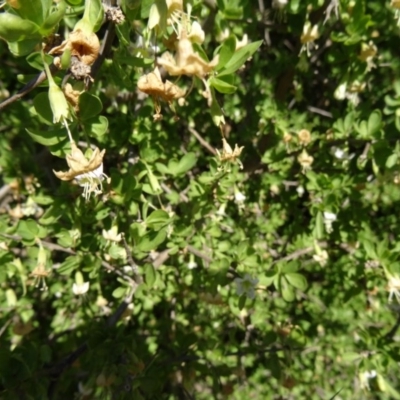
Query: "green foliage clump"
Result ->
[[1, 0, 400, 399]]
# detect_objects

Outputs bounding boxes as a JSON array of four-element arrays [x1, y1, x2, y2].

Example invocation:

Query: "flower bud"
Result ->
[[48, 82, 71, 123]]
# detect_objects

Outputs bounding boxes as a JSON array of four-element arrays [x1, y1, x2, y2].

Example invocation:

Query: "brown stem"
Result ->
[[188, 127, 217, 155], [0, 64, 58, 112]]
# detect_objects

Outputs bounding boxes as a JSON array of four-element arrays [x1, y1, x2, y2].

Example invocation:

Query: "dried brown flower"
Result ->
[[137, 67, 185, 102], [49, 29, 100, 66], [158, 28, 219, 78], [53, 142, 105, 182]]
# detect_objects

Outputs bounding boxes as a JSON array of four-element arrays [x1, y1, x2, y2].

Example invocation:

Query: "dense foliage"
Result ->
[[2, 0, 400, 398]]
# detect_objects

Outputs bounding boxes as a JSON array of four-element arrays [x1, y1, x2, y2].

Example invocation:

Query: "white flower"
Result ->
[[21, 197, 42, 217], [297, 149, 314, 173], [391, 0, 400, 25], [235, 34, 248, 50], [272, 0, 288, 9], [333, 147, 345, 159], [387, 274, 400, 303], [313, 240, 329, 266], [188, 21, 205, 44], [323, 211, 337, 233], [133, 35, 160, 57], [313, 250, 329, 266], [323, 211, 337, 222], [78, 382, 93, 396], [296, 185, 305, 197], [216, 138, 244, 169], [216, 203, 226, 217], [72, 281, 90, 296], [234, 190, 246, 204], [75, 163, 108, 201], [300, 22, 319, 56], [102, 226, 122, 242], [359, 370, 377, 391], [334, 82, 347, 100], [234, 274, 259, 299], [122, 265, 135, 273], [187, 254, 197, 269]]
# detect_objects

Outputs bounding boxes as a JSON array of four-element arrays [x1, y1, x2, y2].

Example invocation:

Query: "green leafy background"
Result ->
[[1, 0, 400, 399]]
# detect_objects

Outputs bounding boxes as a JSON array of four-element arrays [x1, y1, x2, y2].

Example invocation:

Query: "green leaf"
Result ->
[[210, 88, 225, 126], [192, 43, 210, 62], [136, 229, 167, 252], [78, 92, 103, 120], [6, 288, 17, 307], [209, 77, 237, 94], [359, 236, 377, 259], [238, 295, 246, 310], [41, 0, 66, 32], [40, 345, 52, 364], [26, 52, 53, 71], [82, 116, 108, 138], [108, 244, 126, 260], [8, 0, 47, 26], [16, 219, 39, 241], [82, 0, 104, 32], [285, 273, 308, 291], [144, 263, 157, 288], [8, 38, 41, 56], [0, 13, 40, 42], [33, 92, 54, 125], [175, 153, 197, 175], [112, 286, 128, 298], [115, 21, 130, 47], [39, 206, 62, 225], [55, 230, 74, 248], [140, 0, 154, 18], [367, 110, 382, 137], [143, 165, 162, 195], [313, 211, 325, 239], [215, 36, 236, 71], [48, 137, 72, 157], [341, 352, 362, 363], [155, 162, 170, 175], [218, 40, 262, 77], [279, 278, 295, 302], [58, 255, 81, 275], [386, 153, 398, 169], [26, 127, 68, 147], [145, 210, 170, 230]]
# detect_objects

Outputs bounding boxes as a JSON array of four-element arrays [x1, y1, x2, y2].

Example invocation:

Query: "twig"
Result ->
[[106, 290, 134, 327], [0, 318, 12, 339], [271, 246, 314, 265], [0, 184, 11, 201], [90, 22, 116, 79], [101, 259, 137, 286], [152, 249, 170, 269], [161, 182, 189, 202], [0, 232, 137, 284], [188, 127, 217, 155], [0, 64, 58, 112], [307, 106, 333, 118], [186, 245, 212, 263], [121, 233, 143, 285], [384, 312, 400, 340]]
